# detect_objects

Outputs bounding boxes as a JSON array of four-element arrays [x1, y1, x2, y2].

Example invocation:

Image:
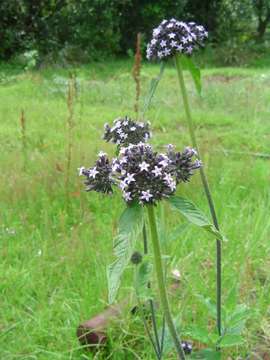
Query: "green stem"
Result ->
[[174, 54, 222, 338], [141, 63, 166, 357], [134, 268, 161, 359], [147, 206, 186, 360], [143, 223, 162, 357]]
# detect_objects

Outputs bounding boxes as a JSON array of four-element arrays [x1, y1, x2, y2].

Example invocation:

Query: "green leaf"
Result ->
[[218, 334, 245, 348], [225, 304, 252, 334], [143, 61, 165, 116], [184, 326, 210, 344], [107, 203, 144, 304], [107, 244, 130, 304], [180, 55, 202, 96], [226, 304, 251, 327], [191, 349, 221, 360], [167, 223, 188, 242], [168, 196, 226, 241], [196, 295, 217, 319], [118, 202, 144, 235], [137, 260, 152, 288], [135, 259, 153, 300]]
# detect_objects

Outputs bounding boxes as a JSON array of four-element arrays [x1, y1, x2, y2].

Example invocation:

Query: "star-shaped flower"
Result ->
[[163, 173, 174, 184], [98, 151, 107, 157], [120, 157, 128, 164], [164, 48, 171, 56], [170, 40, 178, 47], [78, 166, 85, 176], [152, 166, 163, 177], [182, 37, 188, 44], [112, 162, 119, 172], [140, 190, 153, 202], [123, 191, 132, 201], [139, 161, 150, 172], [159, 159, 169, 168], [125, 173, 136, 184], [89, 167, 99, 178], [176, 44, 184, 51], [160, 40, 167, 47], [186, 46, 193, 54], [119, 181, 127, 190]]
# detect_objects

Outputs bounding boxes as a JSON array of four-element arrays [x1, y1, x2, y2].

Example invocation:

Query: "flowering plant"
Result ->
[[146, 19, 208, 61], [143, 17, 248, 358], [103, 116, 151, 148], [79, 117, 224, 359], [80, 142, 200, 205]]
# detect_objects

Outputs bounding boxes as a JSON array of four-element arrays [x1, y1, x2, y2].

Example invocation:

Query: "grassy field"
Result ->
[[0, 58, 270, 359]]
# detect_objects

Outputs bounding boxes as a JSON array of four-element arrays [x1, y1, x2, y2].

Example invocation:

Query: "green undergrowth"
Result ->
[[0, 59, 270, 359]]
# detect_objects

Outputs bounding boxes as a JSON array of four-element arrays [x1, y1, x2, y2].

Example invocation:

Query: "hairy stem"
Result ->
[[147, 206, 186, 360], [174, 54, 222, 338]]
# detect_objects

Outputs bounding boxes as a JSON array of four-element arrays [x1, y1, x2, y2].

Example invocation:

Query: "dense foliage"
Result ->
[[0, 0, 269, 61]]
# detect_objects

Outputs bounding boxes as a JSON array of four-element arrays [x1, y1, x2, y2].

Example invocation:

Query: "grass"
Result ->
[[0, 57, 270, 359]]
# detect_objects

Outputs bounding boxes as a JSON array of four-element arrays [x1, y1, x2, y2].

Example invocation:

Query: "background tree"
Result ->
[[184, 0, 222, 37], [253, 0, 270, 40], [0, 0, 269, 62]]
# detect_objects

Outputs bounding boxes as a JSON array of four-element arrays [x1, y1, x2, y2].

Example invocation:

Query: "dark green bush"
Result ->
[[0, 0, 269, 63]]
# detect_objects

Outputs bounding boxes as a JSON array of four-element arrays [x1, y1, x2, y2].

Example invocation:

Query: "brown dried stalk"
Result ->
[[20, 109, 26, 150], [132, 33, 142, 119]]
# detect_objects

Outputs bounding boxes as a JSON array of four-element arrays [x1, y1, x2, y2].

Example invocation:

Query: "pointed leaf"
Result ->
[[135, 260, 153, 300], [143, 62, 165, 116], [107, 204, 144, 304], [119, 202, 143, 235], [191, 349, 221, 360], [137, 260, 152, 289], [168, 196, 226, 241], [107, 251, 129, 304], [180, 55, 202, 96], [218, 334, 245, 348], [225, 304, 252, 334], [184, 325, 210, 344], [196, 295, 217, 319], [167, 223, 188, 242]]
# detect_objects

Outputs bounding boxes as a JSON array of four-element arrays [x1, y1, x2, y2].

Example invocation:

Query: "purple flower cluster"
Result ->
[[79, 151, 114, 194], [146, 18, 208, 61], [103, 116, 151, 148], [166, 144, 201, 183], [79, 119, 201, 206], [112, 143, 177, 205]]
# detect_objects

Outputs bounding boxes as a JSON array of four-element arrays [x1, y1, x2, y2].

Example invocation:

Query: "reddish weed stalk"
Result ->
[[132, 33, 142, 119]]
